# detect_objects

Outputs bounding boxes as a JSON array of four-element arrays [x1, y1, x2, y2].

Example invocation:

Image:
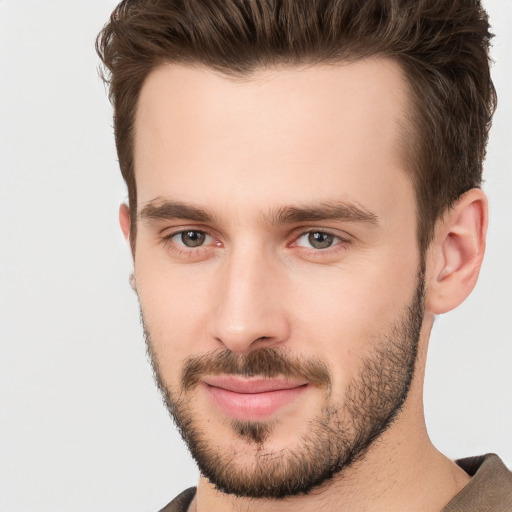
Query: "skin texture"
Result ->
[[121, 58, 487, 511]]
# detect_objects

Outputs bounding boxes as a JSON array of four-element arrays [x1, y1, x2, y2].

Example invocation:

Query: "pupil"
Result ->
[[182, 231, 205, 247], [308, 232, 333, 249]]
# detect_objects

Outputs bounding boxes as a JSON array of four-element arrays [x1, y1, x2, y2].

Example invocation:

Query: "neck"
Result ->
[[192, 405, 468, 512], [190, 358, 469, 512], [191, 321, 470, 512]]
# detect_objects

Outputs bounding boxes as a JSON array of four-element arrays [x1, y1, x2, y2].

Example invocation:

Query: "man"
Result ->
[[97, 0, 511, 510]]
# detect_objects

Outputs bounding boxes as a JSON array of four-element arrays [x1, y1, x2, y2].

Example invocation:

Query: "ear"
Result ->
[[119, 203, 132, 246], [425, 189, 488, 315]]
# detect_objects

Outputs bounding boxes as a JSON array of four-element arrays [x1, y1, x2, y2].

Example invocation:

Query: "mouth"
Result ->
[[201, 376, 309, 421]]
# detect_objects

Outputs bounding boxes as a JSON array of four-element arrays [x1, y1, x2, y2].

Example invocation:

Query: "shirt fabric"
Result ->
[[158, 453, 512, 512]]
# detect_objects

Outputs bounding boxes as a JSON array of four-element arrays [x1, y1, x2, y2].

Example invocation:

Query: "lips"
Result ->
[[202, 376, 308, 421]]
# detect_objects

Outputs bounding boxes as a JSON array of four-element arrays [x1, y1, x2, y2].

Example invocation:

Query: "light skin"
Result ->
[[120, 58, 487, 511]]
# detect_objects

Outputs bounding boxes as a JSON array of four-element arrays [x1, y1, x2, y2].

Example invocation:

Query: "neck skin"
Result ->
[[189, 314, 470, 512]]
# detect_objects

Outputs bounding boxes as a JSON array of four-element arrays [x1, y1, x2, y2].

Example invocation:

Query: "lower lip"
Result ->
[[204, 383, 308, 421]]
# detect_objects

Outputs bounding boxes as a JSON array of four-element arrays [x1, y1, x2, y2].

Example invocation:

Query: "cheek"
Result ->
[[134, 228, 419, 396], [134, 250, 216, 384], [287, 253, 418, 386]]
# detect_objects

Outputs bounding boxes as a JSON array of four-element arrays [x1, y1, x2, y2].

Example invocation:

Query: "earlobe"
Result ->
[[425, 189, 488, 315], [119, 203, 131, 242]]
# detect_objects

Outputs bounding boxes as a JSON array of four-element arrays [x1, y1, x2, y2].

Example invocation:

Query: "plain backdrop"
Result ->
[[0, 1, 511, 511]]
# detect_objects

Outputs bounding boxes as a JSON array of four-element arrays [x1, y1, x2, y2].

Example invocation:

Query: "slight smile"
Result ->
[[202, 376, 309, 421]]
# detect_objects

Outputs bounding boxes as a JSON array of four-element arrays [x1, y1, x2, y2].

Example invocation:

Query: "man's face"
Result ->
[[131, 59, 425, 497]]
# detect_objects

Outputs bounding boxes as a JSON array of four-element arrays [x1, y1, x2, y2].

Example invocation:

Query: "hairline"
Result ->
[[128, 54, 425, 255]]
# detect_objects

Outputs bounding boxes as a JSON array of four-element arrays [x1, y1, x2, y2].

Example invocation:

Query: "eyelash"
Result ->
[[292, 229, 350, 253], [160, 228, 351, 258], [161, 229, 219, 258]]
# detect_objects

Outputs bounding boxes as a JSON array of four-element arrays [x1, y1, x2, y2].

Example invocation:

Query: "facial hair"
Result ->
[[143, 268, 425, 499]]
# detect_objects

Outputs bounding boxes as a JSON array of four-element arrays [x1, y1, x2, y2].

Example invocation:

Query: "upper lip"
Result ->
[[202, 376, 308, 394]]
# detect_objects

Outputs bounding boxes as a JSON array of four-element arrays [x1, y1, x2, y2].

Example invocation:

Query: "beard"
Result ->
[[142, 268, 425, 499]]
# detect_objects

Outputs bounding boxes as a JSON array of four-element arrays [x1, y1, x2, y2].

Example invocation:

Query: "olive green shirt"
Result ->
[[159, 453, 512, 511]]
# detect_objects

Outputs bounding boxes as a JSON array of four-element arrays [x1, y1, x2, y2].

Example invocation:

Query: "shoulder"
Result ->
[[443, 454, 512, 511], [158, 487, 197, 512]]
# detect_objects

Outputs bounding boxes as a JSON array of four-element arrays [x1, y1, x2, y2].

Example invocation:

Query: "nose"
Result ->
[[208, 246, 290, 354]]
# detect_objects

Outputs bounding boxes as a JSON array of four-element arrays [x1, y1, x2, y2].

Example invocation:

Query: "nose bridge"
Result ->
[[209, 240, 288, 353]]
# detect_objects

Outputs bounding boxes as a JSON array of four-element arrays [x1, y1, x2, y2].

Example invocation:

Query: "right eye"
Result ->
[[170, 230, 211, 248]]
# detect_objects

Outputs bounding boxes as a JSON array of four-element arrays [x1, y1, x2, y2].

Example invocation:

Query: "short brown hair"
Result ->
[[96, 0, 496, 253]]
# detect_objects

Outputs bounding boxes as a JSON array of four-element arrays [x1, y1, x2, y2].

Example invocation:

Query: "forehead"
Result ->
[[133, 59, 413, 220]]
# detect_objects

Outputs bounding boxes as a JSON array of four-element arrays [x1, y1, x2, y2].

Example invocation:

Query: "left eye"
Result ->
[[171, 230, 211, 248], [296, 231, 340, 250]]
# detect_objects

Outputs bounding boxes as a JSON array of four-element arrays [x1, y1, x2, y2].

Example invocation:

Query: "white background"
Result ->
[[0, 1, 510, 510]]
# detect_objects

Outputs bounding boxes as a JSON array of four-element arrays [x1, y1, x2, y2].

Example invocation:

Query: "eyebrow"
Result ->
[[140, 200, 214, 223], [270, 202, 379, 225], [139, 199, 378, 226]]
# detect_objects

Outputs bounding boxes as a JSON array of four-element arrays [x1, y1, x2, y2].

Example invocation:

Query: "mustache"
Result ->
[[181, 347, 331, 391]]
